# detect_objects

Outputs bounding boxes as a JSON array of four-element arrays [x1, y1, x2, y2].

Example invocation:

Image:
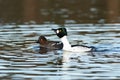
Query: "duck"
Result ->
[[36, 35, 63, 50], [52, 28, 95, 52]]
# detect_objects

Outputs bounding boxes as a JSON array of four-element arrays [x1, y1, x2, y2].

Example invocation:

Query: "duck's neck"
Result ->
[[60, 36, 71, 50]]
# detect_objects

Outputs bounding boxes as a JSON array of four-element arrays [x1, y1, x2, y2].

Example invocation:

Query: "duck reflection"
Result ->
[[60, 51, 91, 80], [62, 51, 90, 66]]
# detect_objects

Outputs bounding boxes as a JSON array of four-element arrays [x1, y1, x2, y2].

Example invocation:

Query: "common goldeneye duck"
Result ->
[[52, 28, 94, 52], [36, 35, 63, 50]]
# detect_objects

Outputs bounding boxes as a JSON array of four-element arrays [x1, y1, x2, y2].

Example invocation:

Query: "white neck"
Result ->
[[60, 36, 71, 50]]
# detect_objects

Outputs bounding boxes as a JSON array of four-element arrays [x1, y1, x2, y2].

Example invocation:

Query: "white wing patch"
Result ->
[[72, 46, 92, 52], [64, 46, 92, 52]]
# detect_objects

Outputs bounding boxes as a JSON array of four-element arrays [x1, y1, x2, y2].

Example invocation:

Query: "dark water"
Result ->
[[0, 24, 120, 80], [0, 0, 120, 24]]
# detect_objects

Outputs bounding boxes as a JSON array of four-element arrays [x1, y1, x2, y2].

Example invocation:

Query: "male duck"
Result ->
[[52, 28, 94, 52]]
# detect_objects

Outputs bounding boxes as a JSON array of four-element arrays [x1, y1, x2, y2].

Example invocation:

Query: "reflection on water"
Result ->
[[0, 24, 120, 80]]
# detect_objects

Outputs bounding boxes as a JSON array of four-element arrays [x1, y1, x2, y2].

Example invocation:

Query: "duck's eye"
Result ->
[[56, 30, 60, 33]]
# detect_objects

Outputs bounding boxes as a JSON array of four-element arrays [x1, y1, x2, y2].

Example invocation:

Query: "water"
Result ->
[[0, 24, 120, 80]]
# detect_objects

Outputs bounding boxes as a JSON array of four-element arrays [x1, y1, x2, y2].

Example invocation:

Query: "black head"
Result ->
[[52, 28, 67, 38]]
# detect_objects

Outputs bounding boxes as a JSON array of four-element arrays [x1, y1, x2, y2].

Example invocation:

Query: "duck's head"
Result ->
[[36, 36, 47, 44], [52, 28, 67, 38]]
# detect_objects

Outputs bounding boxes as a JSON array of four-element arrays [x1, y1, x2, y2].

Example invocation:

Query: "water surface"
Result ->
[[0, 24, 120, 80]]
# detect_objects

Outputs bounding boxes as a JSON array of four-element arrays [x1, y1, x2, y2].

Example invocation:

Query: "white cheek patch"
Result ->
[[56, 30, 59, 33]]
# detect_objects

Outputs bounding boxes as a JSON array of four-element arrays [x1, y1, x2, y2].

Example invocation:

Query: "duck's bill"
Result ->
[[51, 29, 57, 32]]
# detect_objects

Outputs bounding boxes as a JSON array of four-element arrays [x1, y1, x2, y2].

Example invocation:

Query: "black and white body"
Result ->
[[52, 28, 94, 52]]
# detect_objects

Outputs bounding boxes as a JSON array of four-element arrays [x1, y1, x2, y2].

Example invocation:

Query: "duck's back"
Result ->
[[45, 41, 63, 49], [65, 45, 92, 52], [37, 36, 63, 50]]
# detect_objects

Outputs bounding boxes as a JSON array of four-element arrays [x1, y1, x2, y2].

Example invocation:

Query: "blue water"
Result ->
[[0, 24, 120, 80]]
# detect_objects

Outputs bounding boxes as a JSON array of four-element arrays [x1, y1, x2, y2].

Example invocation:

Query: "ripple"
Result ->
[[0, 24, 120, 80]]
